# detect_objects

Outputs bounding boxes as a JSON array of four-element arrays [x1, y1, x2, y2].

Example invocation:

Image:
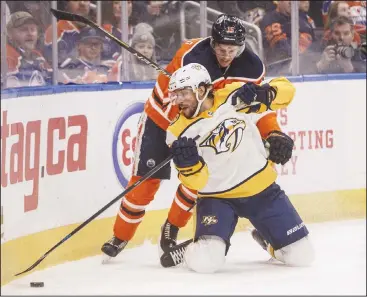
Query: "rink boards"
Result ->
[[1, 75, 366, 285]]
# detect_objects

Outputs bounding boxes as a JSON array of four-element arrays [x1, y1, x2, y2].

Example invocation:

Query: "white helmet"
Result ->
[[168, 63, 212, 118]]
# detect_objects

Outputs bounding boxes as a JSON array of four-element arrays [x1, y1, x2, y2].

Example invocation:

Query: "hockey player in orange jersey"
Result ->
[[101, 14, 294, 262]]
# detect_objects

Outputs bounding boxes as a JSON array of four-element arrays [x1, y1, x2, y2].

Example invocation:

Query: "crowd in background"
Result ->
[[2, 0, 366, 88]]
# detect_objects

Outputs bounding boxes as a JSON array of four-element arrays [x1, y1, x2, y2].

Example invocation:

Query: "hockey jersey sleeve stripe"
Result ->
[[148, 96, 171, 121], [120, 205, 145, 217], [154, 81, 165, 100], [177, 162, 209, 191], [180, 184, 198, 199], [177, 187, 197, 206], [174, 195, 195, 212], [123, 197, 148, 211], [256, 112, 281, 139], [176, 158, 206, 177], [152, 90, 164, 106], [118, 210, 144, 224], [144, 105, 171, 131]]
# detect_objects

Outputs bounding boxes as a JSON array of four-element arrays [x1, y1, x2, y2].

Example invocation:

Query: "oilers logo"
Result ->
[[200, 118, 246, 154], [112, 102, 144, 188], [29, 70, 46, 86]]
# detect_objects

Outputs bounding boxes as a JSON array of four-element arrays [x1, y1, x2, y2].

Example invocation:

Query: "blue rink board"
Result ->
[[1, 73, 366, 100]]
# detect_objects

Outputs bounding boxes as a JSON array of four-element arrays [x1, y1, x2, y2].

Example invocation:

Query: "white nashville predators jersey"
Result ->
[[166, 83, 279, 199]]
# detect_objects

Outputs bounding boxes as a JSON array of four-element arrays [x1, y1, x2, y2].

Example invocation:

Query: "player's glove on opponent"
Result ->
[[232, 82, 277, 110], [171, 137, 205, 176], [265, 131, 294, 165]]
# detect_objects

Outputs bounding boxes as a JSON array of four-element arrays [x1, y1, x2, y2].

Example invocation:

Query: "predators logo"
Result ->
[[201, 215, 218, 226], [200, 118, 246, 154]]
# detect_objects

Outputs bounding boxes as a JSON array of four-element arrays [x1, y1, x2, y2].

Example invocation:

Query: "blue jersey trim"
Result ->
[[1, 73, 366, 100]]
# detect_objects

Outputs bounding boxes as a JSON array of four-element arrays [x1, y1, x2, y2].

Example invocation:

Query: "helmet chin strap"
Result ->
[[190, 88, 210, 118], [235, 43, 246, 57]]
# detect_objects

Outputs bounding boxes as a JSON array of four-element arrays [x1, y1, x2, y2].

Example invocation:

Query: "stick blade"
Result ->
[[50, 8, 89, 24], [14, 265, 35, 277], [14, 255, 46, 276], [159, 239, 193, 268]]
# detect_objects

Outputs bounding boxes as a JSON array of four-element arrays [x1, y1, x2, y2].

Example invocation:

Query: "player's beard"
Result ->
[[180, 100, 198, 118]]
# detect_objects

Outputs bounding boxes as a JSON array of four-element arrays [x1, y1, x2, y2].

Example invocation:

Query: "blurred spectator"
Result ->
[[221, 1, 246, 17], [206, 1, 247, 19], [206, 1, 276, 23], [317, 16, 365, 73], [349, 1, 366, 29], [6, 1, 51, 30], [5, 11, 52, 88], [5, 1, 10, 24], [23, 1, 52, 32], [361, 41, 367, 60], [324, 1, 365, 44], [307, 1, 324, 27], [59, 27, 110, 84], [44, 0, 92, 64], [108, 30, 158, 81], [260, 0, 315, 64], [325, 1, 351, 28], [301, 16, 366, 74], [299, 1, 316, 29], [102, 0, 136, 62], [6, 1, 52, 52], [322, 1, 366, 28], [239, 1, 276, 26], [135, 1, 181, 62], [134, 22, 154, 35]]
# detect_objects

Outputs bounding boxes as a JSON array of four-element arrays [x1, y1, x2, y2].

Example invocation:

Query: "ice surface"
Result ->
[[2, 219, 366, 295]]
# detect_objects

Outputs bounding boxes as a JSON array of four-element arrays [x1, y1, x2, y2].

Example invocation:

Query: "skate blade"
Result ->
[[101, 254, 113, 264], [267, 257, 277, 264]]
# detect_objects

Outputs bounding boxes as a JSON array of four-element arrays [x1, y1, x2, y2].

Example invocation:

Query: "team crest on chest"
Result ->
[[200, 118, 246, 154]]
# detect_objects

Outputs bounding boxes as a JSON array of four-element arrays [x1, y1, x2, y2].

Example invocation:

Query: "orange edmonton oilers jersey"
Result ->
[[44, 20, 80, 63], [144, 37, 266, 131]]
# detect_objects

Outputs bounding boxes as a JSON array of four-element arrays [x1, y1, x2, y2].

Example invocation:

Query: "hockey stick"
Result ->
[[160, 238, 193, 267], [49, 8, 171, 77], [14, 154, 174, 277], [15, 132, 202, 276]]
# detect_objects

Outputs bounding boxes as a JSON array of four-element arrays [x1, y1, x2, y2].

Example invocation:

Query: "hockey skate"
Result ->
[[158, 219, 179, 257], [251, 229, 268, 251], [251, 229, 276, 262], [101, 236, 128, 263], [160, 238, 193, 267]]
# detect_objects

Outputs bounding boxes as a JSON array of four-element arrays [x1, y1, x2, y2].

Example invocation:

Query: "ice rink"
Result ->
[[2, 219, 366, 295]]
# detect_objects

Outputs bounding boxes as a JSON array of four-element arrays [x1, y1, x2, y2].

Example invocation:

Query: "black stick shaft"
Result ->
[[14, 155, 173, 276]]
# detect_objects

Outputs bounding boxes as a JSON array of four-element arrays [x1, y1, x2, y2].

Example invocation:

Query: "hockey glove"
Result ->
[[171, 137, 200, 168], [265, 131, 294, 165], [233, 82, 277, 109]]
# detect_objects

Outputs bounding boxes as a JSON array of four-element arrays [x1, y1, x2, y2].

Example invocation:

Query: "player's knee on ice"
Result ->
[[184, 235, 226, 273], [275, 236, 315, 267]]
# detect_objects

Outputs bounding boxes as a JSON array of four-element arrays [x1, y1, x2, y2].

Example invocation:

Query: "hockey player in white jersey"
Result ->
[[165, 63, 315, 273]]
